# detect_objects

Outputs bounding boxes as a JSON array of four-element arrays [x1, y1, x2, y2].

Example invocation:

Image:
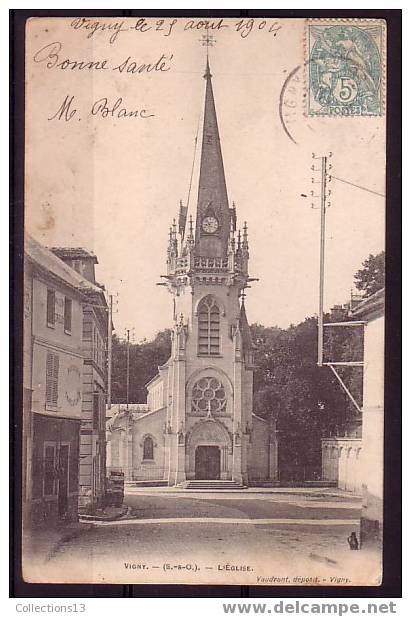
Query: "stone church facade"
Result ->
[[107, 59, 278, 486]]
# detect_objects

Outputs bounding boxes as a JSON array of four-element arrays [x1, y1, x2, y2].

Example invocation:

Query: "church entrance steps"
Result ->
[[181, 480, 245, 490], [248, 481, 337, 488], [126, 480, 168, 488]]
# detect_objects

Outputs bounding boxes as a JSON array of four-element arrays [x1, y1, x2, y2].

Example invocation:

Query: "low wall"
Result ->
[[322, 437, 362, 494]]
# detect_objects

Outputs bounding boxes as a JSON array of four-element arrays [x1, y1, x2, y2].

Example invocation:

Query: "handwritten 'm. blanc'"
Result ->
[[33, 42, 173, 74]]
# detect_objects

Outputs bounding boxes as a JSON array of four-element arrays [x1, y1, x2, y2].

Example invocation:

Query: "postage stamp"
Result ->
[[306, 21, 385, 117]]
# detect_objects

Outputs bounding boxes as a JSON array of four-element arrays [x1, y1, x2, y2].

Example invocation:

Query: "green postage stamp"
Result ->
[[306, 21, 385, 117]]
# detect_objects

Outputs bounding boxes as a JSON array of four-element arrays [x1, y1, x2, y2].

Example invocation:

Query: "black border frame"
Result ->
[[10, 8, 402, 599]]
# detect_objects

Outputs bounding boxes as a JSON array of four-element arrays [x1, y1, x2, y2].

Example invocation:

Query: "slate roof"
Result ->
[[25, 234, 101, 293]]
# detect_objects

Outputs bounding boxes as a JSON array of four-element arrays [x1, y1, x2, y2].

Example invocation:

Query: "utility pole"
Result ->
[[311, 153, 363, 412], [318, 155, 328, 367], [107, 294, 113, 409], [309, 153, 332, 366], [124, 327, 134, 481]]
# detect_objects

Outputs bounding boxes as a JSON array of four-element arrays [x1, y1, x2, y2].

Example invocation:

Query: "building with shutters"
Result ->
[[108, 59, 278, 487], [24, 236, 85, 525], [24, 236, 109, 525], [51, 248, 109, 512]]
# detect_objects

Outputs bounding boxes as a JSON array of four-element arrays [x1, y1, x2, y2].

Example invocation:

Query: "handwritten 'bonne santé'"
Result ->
[[33, 42, 173, 75]]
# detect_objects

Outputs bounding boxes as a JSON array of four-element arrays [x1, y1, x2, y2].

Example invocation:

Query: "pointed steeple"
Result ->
[[195, 58, 230, 258]]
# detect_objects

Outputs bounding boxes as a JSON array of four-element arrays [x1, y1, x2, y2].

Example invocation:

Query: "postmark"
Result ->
[[306, 21, 385, 117]]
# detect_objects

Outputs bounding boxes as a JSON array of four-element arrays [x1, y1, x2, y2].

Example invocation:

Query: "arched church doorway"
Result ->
[[195, 445, 220, 480], [186, 420, 232, 480]]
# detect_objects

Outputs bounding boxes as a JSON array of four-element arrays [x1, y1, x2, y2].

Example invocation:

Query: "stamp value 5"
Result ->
[[306, 21, 385, 117]]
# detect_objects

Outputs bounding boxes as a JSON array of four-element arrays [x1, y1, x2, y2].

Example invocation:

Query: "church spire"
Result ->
[[195, 57, 230, 258], [162, 52, 255, 292]]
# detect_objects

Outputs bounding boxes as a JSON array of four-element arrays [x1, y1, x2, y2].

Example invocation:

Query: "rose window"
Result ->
[[191, 377, 227, 414]]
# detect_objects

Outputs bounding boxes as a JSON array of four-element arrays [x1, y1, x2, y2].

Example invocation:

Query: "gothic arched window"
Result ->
[[198, 296, 220, 355], [143, 436, 154, 460], [192, 376, 227, 414]]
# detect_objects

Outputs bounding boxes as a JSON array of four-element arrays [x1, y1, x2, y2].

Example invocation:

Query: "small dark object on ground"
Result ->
[[347, 531, 359, 550]]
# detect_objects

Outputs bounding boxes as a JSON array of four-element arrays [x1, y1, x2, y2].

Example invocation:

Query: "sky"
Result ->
[[25, 17, 386, 341]]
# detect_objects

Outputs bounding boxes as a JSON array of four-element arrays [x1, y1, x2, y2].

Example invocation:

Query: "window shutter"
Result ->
[[52, 354, 59, 406], [46, 353, 53, 404], [46, 352, 59, 407]]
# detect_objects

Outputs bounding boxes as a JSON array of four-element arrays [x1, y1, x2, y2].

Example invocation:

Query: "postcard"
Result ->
[[22, 15, 386, 586]]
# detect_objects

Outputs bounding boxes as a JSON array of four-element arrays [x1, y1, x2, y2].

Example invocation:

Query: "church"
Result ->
[[107, 58, 278, 487]]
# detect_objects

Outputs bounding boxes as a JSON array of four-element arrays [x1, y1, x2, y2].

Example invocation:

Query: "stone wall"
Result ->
[[322, 438, 362, 494]]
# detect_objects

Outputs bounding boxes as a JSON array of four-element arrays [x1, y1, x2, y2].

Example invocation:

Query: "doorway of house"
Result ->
[[58, 444, 69, 519], [195, 446, 220, 480]]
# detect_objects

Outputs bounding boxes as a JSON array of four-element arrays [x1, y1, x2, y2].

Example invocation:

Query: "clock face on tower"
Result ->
[[202, 216, 219, 234]]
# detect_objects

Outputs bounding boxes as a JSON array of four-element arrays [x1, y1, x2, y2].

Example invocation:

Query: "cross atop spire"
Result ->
[[200, 33, 216, 77]]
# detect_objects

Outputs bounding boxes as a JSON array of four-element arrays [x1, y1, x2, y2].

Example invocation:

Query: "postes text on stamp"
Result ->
[[307, 22, 384, 117]]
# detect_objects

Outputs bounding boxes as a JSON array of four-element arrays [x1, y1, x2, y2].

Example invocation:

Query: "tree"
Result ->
[[250, 318, 353, 480], [250, 308, 366, 480], [111, 329, 172, 404], [249, 254, 381, 479], [354, 251, 385, 297]]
